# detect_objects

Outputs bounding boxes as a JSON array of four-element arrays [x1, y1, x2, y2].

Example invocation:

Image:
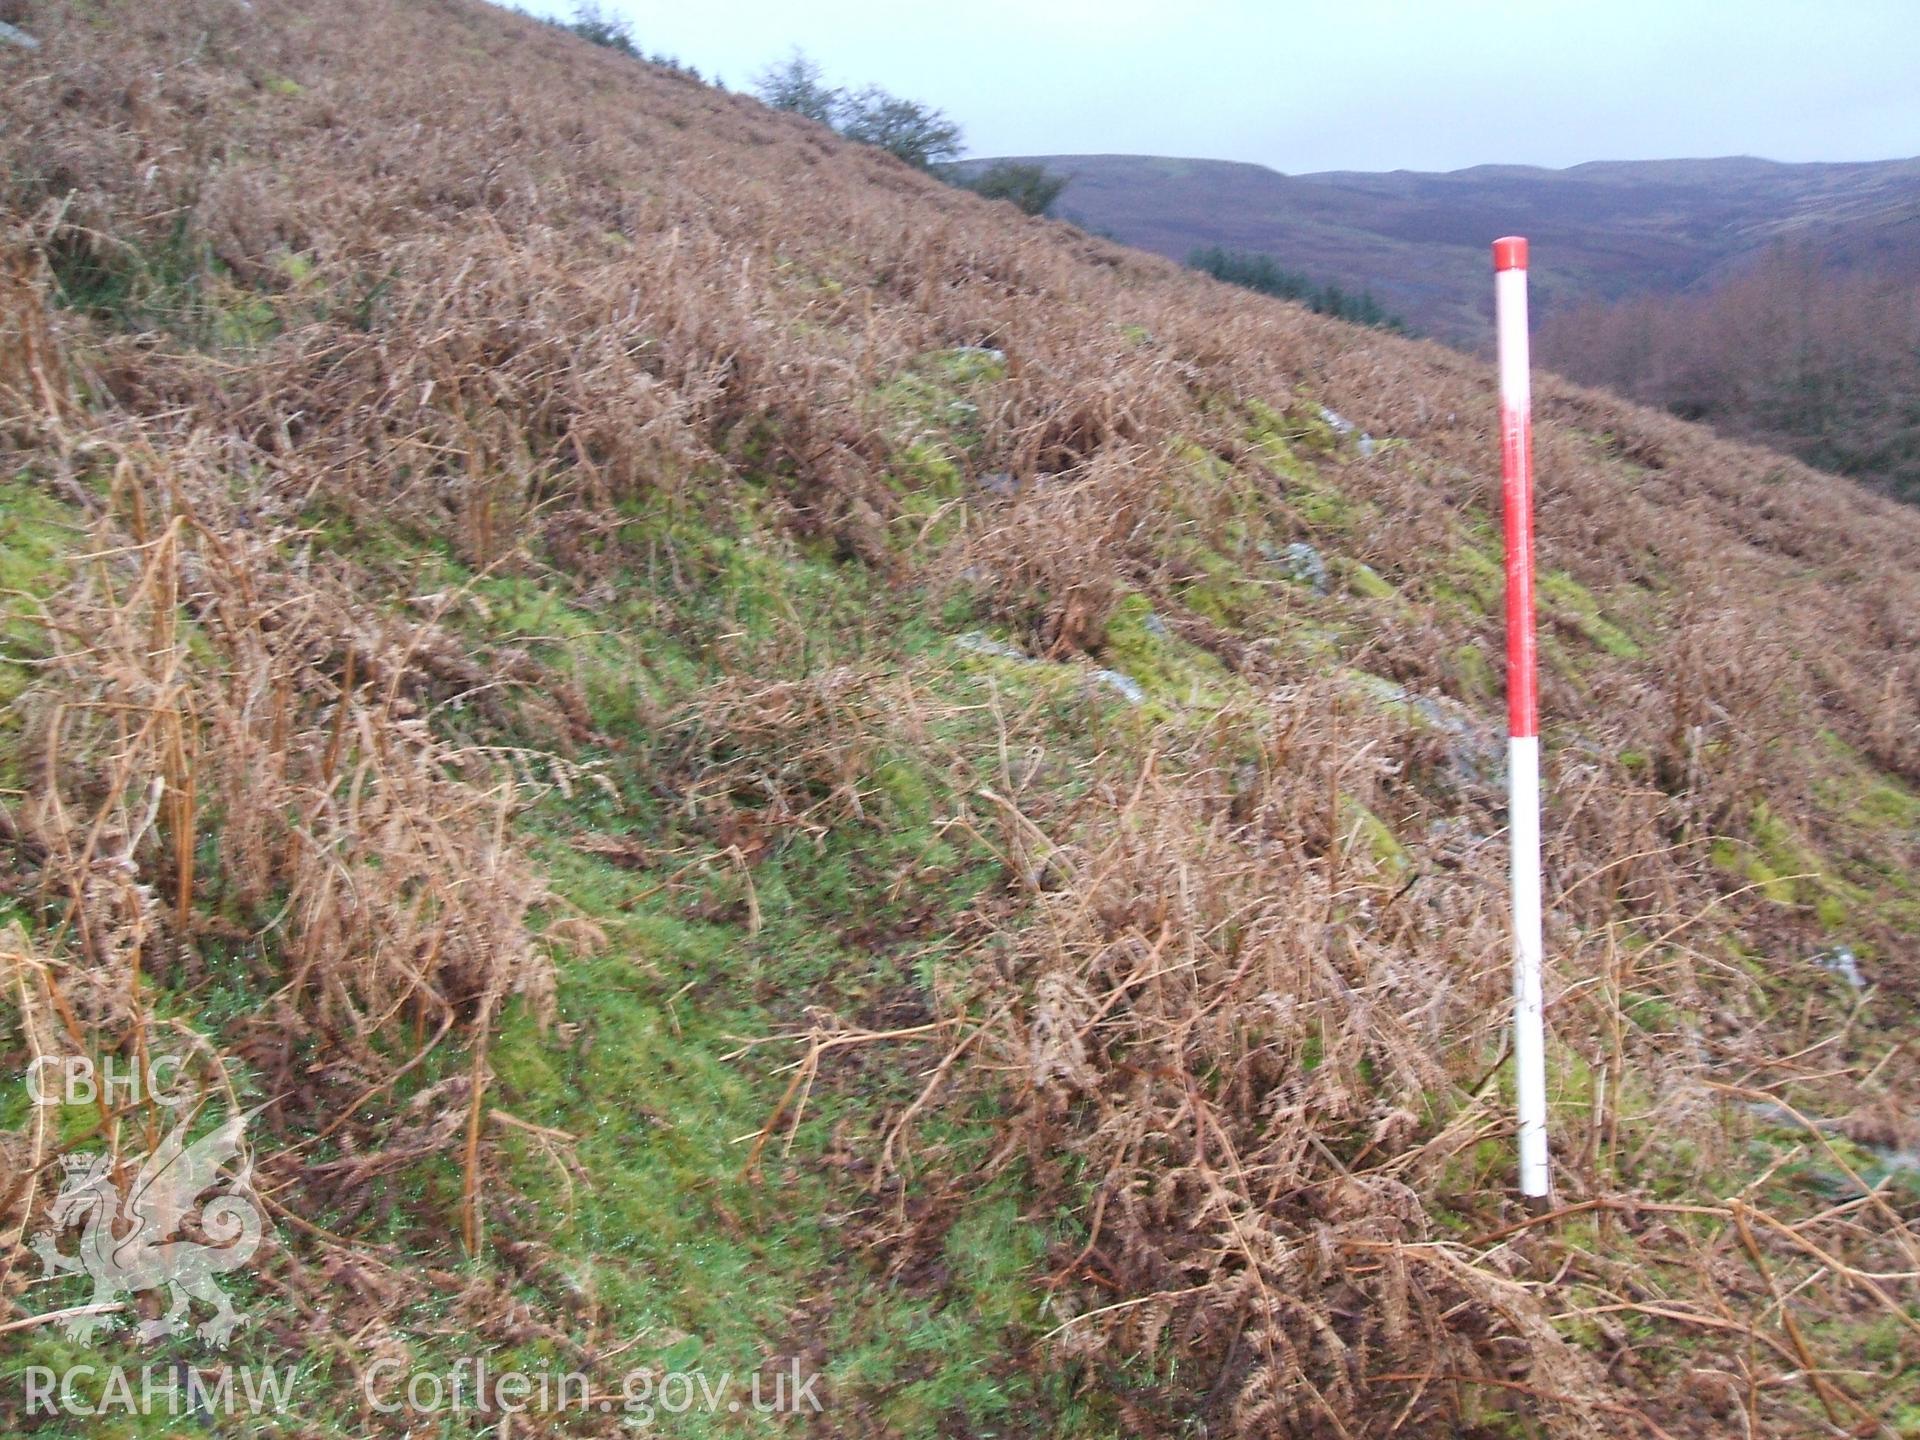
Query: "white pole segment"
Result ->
[[1508, 734, 1549, 1200], [1493, 236, 1551, 1208]]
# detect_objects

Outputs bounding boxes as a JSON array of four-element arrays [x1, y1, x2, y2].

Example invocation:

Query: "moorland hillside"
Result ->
[[2, 3, 1918, 1435]]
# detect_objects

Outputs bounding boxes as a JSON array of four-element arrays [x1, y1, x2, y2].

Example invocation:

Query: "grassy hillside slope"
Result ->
[[1, 3, 1918, 1436], [962, 153, 1920, 344]]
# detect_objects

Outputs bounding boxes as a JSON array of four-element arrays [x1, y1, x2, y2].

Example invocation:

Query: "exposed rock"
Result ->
[[1090, 669, 1144, 705], [955, 632, 1030, 662], [1814, 945, 1865, 991], [1285, 540, 1328, 595], [1348, 671, 1502, 787], [1318, 405, 1376, 458]]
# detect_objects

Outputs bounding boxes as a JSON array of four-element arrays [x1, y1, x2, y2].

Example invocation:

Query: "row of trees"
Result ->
[[754, 52, 961, 170], [551, 16, 1068, 218], [1538, 245, 1920, 504], [553, 4, 707, 81], [753, 52, 1067, 215], [1187, 247, 1408, 332]]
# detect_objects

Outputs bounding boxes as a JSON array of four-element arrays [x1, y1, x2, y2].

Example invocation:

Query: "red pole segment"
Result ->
[[1494, 236, 1538, 741]]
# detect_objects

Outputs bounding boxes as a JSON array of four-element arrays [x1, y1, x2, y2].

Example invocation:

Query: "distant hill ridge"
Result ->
[[955, 152, 1920, 343]]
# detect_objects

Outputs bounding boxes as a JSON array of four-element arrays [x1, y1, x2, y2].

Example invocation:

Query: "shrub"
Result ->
[[563, 2, 637, 57], [752, 52, 963, 171], [753, 49, 839, 125], [956, 160, 1067, 217], [835, 85, 963, 170], [554, 5, 704, 78]]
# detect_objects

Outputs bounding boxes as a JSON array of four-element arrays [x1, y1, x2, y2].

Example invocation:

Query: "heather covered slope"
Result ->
[[1, 2, 1918, 1437]]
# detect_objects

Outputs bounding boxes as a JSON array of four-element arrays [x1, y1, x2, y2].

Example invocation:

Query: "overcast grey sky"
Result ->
[[516, 1, 1920, 174]]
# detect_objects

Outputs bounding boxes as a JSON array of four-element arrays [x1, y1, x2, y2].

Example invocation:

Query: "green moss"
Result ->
[[1712, 836, 1794, 905], [877, 371, 974, 438], [273, 250, 316, 285], [1172, 436, 1232, 485], [1247, 403, 1318, 471], [1101, 591, 1233, 708], [1443, 542, 1504, 615], [1153, 531, 1262, 631], [897, 439, 962, 496], [925, 345, 1007, 386], [1337, 794, 1408, 875], [1750, 802, 1822, 904], [1851, 773, 1920, 832], [1453, 643, 1495, 701], [1622, 990, 1680, 1032], [1539, 569, 1642, 659], [485, 910, 827, 1364], [1294, 482, 1355, 531], [878, 348, 1004, 450], [209, 285, 280, 348], [1244, 397, 1291, 443], [1287, 401, 1345, 455], [0, 476, 84, 786], [1707, 807, 1865, 930], [1243, 401, 1372, 535], [1340, 558, 1396, 601], [885, 441, 968, 553]]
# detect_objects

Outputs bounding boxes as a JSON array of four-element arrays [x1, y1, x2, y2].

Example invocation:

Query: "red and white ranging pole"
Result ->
[[1494, 235, 1550, 1209]]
